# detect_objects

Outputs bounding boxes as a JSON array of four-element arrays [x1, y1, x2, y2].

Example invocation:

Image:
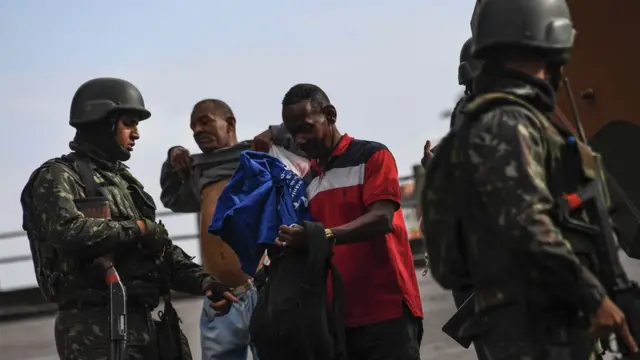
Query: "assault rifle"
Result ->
[[75, 197, 127, 360], [559, 77, 640, 357], [94, 256, 127, 360]]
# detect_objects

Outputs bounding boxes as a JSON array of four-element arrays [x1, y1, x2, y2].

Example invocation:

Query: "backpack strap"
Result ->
[[463, 91, 566, 195], [65, 152, 101, 198], [461, 92, 549, 128], [299, 220, 347, 360]]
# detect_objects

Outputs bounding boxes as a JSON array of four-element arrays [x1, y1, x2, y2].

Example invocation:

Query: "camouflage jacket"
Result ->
[[440, 69, 607, 315], [21, 144, 212, 308], [449, 93, 471, 130]]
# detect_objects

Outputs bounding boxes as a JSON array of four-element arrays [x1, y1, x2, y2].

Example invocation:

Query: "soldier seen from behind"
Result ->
[[421, 36, 487, 360], [448, 38, 481, 312], [20, 77, 236, 360], [422, 0, 638, 358]]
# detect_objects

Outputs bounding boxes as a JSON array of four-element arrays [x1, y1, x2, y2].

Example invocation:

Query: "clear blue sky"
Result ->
[[0, 0, 474, 289]]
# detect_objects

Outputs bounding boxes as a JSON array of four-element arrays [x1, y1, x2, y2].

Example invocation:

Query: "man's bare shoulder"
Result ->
[[199, 179, 230, 201]]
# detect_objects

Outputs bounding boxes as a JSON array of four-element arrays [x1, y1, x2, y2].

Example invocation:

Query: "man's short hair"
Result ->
[[282, 83, 331, 110], [192, 99, 235, 119]]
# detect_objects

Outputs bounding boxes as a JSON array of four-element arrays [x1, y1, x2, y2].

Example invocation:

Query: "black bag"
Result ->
[[153, 243, 192, 360], [153, 294, 192, 360], [249, 221, 346, 360]]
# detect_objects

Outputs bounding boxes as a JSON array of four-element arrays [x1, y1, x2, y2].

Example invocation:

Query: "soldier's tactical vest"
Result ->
[[423, 92, 608, 296], [21, 152, 162, 304]]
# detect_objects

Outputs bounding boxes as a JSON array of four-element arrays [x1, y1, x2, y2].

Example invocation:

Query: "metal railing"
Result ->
[[0, 173, 422, 293], [0, 211, 199, 292]]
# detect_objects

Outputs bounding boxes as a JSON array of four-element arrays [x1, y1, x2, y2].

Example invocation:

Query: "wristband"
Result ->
[[325, 228, 336, 245]]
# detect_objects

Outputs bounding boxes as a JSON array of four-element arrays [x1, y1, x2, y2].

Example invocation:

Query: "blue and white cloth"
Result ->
[[208, 150, 310, 275]]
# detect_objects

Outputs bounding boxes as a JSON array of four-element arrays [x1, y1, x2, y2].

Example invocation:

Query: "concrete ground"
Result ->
[[3, 254, 639, 360]]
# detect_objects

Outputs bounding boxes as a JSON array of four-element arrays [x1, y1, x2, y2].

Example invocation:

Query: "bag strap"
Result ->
[[461, 92, 548, 123], [161, 247, 175, 306], [298, 221, 347, 359], [67, 153, 101, 198]]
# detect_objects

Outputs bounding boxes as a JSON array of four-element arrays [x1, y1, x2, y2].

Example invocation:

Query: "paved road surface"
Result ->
[[3, 254, 640, 360]]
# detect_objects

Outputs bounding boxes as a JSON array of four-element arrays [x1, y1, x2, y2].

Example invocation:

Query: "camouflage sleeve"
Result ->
[[159, 148, 200, 213], [31, 163, 141, 259], [167, 244, 211, 295], [469, 106, 607, 315]]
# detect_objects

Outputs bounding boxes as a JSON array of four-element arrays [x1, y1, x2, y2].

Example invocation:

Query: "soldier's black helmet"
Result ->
[[458, 38, 481, 86], [69, 77, 151, 128], [471, 0, 575, 64], [470, 1, 480, 36]]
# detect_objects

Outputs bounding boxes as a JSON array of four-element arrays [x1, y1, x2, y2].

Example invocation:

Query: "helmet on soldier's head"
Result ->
[[69, 77, 151, 128], [471, 0, 575, 64], [458, 37, 481, 86], [470, 1, 480, 34]]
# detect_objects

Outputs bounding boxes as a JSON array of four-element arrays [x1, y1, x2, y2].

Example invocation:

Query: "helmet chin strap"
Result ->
[[545, 62, 563, 92], [74, 118, 131, 163], [107, 115, 132, 162]]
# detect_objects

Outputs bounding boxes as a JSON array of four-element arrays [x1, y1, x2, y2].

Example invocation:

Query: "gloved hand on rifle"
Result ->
[[201, 276, 238, 316], [136, 218, 171, 257]]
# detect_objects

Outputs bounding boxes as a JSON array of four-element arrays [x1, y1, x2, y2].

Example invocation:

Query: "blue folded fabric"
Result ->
[[208, 150, 310, 274]]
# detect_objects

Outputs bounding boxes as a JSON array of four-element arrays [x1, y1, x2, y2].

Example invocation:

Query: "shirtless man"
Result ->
[[160, 99, 292, 360]]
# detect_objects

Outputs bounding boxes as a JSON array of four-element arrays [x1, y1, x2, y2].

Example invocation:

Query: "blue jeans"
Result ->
[[200, 287, 259, 360]]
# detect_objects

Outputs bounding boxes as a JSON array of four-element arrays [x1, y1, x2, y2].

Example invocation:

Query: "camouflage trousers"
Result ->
[[468, 303, 599, 360], [54, 307, 158, 360]]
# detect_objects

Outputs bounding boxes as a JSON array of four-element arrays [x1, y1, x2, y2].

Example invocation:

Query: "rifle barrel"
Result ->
[[562, 77, 588, 142]]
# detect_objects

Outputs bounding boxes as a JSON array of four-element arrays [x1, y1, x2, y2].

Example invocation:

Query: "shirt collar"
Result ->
[[331, 133, 353, 157], [310, 134, 353, 172]]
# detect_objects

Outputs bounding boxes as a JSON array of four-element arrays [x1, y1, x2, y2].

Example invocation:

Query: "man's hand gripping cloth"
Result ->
[[208, 150, 311, 275]]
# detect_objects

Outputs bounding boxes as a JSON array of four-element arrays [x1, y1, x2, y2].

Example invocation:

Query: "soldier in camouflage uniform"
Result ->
[[449, 37, 480, 312], [423, 0, 638, 358], [20, 77, 236, 360]]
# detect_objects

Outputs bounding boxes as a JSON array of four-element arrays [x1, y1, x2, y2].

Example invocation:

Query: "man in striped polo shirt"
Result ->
[[275, 83, 424, 360]]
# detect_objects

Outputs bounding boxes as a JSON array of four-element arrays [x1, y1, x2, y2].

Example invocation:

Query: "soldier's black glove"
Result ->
[[202, 277, 238, 316], [201, 276, 231, 302], [138, 219, 170, 256]]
